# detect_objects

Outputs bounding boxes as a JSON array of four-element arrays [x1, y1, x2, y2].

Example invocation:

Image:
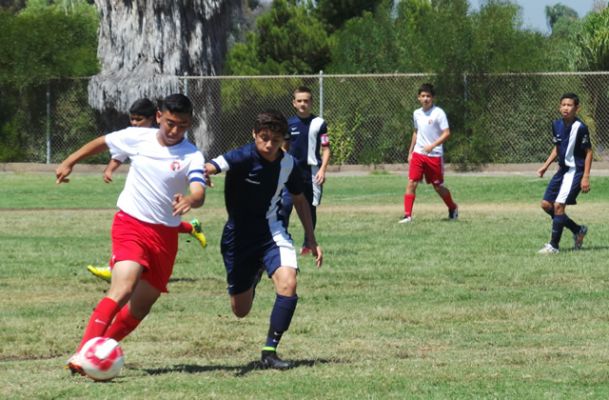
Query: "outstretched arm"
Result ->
[[56, 136, 108, 184], [172, 182, 206, 216], [292, 193, 323, 268]]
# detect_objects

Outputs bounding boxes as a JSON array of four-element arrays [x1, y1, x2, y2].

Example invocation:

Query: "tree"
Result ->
[[315, 0, 383, 32], [226, 0, 330, 75], [546, 3, 578, 32]]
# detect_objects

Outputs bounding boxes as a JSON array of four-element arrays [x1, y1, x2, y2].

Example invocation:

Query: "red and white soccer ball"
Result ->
[[79, 337, 124, 381]]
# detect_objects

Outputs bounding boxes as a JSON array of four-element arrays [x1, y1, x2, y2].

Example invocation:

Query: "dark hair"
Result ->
[[293, 86, 313, 100], [560, 92, 580, 106], [158, 93, 193, 115], [418, 83, 435, 96], [129, 98, 156, 117], [254, 110, 289, 140]]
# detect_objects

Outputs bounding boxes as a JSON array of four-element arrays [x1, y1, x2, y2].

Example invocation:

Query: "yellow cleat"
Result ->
[[190, 218, 207, 249], [87, 265, 112, 282]]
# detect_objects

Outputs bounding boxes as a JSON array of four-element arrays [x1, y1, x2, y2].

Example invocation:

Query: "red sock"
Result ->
[[78, 297, 120, 351], [178, 221, 192, 234], [440, 191, 457, 210], [105, 305, 142, 342], [404, 194, 415, 217]]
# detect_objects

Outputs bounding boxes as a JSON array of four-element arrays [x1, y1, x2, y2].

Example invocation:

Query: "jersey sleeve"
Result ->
[[104, 128, 136, 160], [551, 122, 559, 145], [412, 112, 418, 131], [579, 124, 592, 149], [285, 162, 305, 195], [437, 109, 449, 130], [209, 145, 249, 173], [187, 151, 206, 187], [320, 121, 330, 147]]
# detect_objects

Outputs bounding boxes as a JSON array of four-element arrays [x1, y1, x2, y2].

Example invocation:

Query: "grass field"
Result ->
[[2, 171, 609, 399]]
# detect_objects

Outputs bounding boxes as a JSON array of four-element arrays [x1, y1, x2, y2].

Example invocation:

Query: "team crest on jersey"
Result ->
[[170, 161, 182, 171], [428, 119, 433, 125]]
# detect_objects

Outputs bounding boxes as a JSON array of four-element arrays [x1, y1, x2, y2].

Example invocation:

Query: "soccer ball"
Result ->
[[79, 337, 124, 381]]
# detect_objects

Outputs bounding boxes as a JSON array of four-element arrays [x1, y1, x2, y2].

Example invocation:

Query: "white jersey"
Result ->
[[105, 127, 205, 227], [413, 105, 449, 157]]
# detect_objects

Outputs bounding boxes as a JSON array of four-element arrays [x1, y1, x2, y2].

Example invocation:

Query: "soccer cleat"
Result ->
[[189, 218, 207, 249], [448, 206, 459, 220], [538, 243, 559, 254], [66, 353, 85, 376], [573, 225, 588, 250], [87, 265, 112, 282], [300, 247, 312, 256], [260, 350, 291, 370], [398, 215, 412, 224]]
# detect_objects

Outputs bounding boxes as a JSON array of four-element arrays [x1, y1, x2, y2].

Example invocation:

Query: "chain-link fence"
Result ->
[[3, 72, 609, 165]]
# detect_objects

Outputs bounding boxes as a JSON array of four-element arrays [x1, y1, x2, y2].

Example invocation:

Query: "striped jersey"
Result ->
[[209, 143, 304, 230], [105, 127, 205, 227], [287, 114, 329, 169], [552, 117, 591, 170]]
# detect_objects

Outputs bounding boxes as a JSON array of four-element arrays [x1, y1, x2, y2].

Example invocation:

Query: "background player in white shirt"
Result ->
[[55, 94, 206, 376], [400, 83, 458, 223]]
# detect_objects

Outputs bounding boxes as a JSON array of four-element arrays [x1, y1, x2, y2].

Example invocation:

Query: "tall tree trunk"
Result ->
[[88, 0, 243, 150]]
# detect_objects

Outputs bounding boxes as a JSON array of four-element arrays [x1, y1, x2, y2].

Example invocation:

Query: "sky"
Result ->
[[469, 0, 599, 34]]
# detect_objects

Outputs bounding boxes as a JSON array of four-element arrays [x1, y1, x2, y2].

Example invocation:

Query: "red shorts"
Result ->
[[408, 152, 444, 185], [110, 211, 179, 293]]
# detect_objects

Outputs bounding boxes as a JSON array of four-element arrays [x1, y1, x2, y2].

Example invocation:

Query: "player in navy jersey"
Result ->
[[204, 110, 323, 370], [56, 94, 206, 375], [281, 86, 330, 255], [537, 92, 592, 254]]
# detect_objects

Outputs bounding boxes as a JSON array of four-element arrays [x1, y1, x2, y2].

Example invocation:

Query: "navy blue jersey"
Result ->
[[210, 143, 304, 228], [287, 115, 329, 170], [551, 118, 591, 170]]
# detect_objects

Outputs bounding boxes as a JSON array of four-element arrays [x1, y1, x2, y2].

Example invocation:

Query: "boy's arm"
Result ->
[[581, 148, 592, 193], [172, 182, 205, 216], [292, 193, 323, 268], [314, 146, 331, 184], [407, 131, 417, 163], [56, 136, 108, 184], [537, 147, 558, 178], [103, 159, 123, 183], [423, 128, 451, 154]]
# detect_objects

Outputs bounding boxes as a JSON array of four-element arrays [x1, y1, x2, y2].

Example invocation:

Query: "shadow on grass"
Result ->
[[562, 245, 609, 253], [142, 358, 335, 377]]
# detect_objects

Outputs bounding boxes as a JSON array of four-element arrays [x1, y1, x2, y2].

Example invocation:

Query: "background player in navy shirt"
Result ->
[[204, 110, 323, 369], [281, 86, 330, 255], [537, 92, 592, 254]]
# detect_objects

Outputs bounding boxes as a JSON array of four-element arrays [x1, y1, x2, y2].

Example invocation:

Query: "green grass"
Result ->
[[2, 171, 609, 399]]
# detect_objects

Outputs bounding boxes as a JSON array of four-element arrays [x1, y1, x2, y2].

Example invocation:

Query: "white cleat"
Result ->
[[538, 243, 559, 254]]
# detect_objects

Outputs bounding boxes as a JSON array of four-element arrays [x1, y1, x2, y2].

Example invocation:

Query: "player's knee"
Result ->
[[540, 200, 552, 211], [231, 303, 252, 318], [274, 278, 297, 296]]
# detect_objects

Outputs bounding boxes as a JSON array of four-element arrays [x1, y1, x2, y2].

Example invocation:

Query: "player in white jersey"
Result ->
[[55, 94, 206, 376], [399, 83, 458, 223]]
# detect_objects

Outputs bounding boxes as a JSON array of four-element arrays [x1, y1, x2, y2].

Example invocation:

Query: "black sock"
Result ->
[[550, 214, 567, 249], [264, 294, 298, 350]]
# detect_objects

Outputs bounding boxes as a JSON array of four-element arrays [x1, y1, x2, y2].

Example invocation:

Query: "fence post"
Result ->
[[183, 74, 189, 141], [319, 70, 324, 118], [463, 73, 468, 102], [46, 82, 51, 164]]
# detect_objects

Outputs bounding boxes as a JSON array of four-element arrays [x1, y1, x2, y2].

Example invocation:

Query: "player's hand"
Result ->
[[537, 167, 546, 178], [407, 153, 413, 163], [172, 193, 192, 216], [581, 177, 590, 193], [423, 144, 434, 154], [103, 171, 113, 183], [314, 170, 326, 185], [55, 163, 72, 184], [309, 244, 323, 268]]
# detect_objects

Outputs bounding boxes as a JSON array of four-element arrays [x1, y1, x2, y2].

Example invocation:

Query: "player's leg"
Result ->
[[427, 156, 457, 219], [541, 200, 554, 217], [105, 279, 161, 342], [300, 182, 316, 254], [261, 266, 298, 370], [401, 153, 423, 222], [560, 170, 587, 249]]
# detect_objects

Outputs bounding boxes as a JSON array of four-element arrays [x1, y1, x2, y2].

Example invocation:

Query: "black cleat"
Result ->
[[261, 350, 291, 370]]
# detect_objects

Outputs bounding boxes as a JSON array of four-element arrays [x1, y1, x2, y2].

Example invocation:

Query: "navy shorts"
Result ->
[[543, 167, 583, 205], [221, 220, 298, 295]]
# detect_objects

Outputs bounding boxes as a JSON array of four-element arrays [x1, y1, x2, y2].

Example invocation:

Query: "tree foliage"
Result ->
[[226, 0, 330, 75], [315, 0, 383, 32]]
